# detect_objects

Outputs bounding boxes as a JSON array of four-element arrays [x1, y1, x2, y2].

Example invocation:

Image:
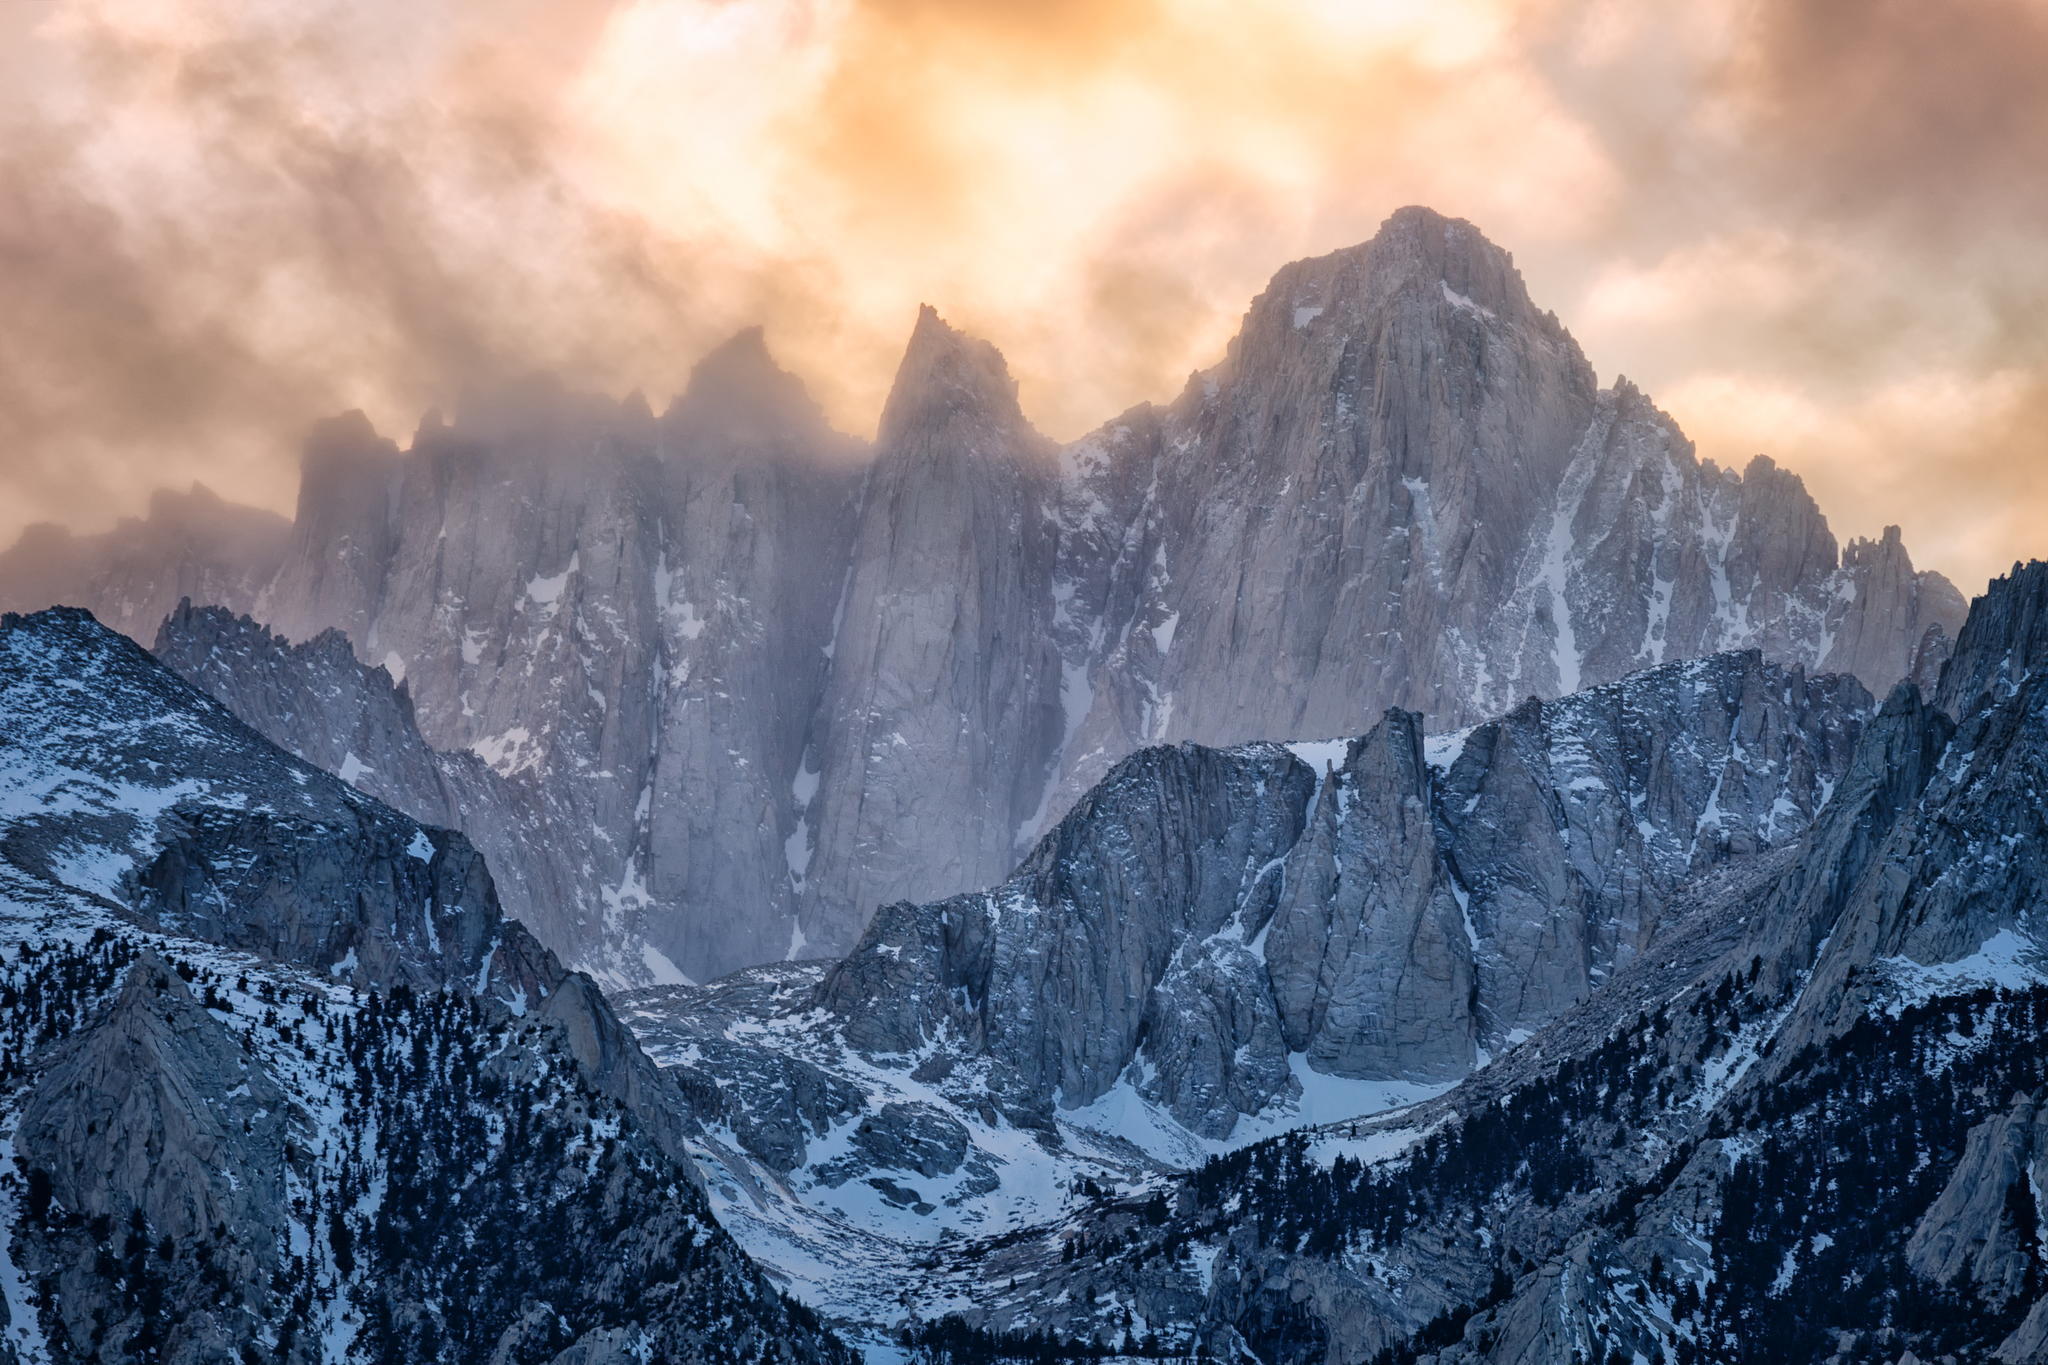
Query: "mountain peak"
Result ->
[[1221, 205, 1583, 397], [299, 407, 400, 480], [1936, 559, 2048, 713], [877, 304, 1031, 451], [667, 325, 833, 451], [1366, 203, 1493, 264], [1353, 205, 1539, 316]]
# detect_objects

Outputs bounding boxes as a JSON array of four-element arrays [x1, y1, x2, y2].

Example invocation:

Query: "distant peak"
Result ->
[[668, 326, 831, 449], [878, 305, 1031, 450], [1936, 560, 2048, 713], [1227, 205, 1578, 383], [307, 408, 384, 450], [1358, 205, 1519, 291], [302, 409, 399, 473], [690, 325, 777, 381], [901, 304, 998, 368], [1371, 203, 1469, 245], [681, 326, 804, 405], [146, 482, 224, 517]]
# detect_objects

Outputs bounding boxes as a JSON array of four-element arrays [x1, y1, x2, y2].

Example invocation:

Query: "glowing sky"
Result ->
[[2, 0, 2044, 588]]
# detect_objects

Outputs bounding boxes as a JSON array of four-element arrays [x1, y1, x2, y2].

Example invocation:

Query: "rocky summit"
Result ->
[[7, 209, 1964, 985]]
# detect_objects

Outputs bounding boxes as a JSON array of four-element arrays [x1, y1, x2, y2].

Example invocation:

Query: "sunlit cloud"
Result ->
[[0, 0, 2042, 590]]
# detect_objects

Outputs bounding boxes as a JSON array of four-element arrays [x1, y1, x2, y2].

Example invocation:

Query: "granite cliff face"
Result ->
[[0, 208, 1962, 982], [794, 307, 1066, 954], [0, 607, 852, 1365], [898, 563, 2048, 1365], [611, 648, 1868, 1332], [152, 343, 863, 984], [815, 648, 1866, 1139], [1040, 217, 1961, 818]]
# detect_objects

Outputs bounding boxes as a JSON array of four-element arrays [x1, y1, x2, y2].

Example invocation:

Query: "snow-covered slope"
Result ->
[[0, 606, 853, 1365]]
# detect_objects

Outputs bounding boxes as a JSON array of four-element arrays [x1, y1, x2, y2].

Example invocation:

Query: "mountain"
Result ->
[[0, 483, 287, 640], [239, 357, 859, 983], [794, 306, 1065, 954], [1035, 213, 1961, 820], [880, 563, 2048, 1365], [0, 606, 853, 1365], [150, 599, 604, 978], [609, 647, 1870, 1334], [0, 208, 1964, 982]]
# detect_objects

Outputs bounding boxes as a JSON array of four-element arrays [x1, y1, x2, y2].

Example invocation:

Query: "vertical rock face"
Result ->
[[804, 648, 1867, 1139], [1266, 714, 1476, 1080], [1906, 1093, 2048, 1312], [1935, 557, 2048, 713], [0, 208, 1962, 977], [797, 307, 1065, 956], [14, 951, 291, 1363], [1046, 231, 1962, 813], [254, 409, 407, 647], [916, 563, 2048, 1365], [816, 739, 1315, 1127], [180, 346, 862, 984], [1107, 205, 1602, 742]]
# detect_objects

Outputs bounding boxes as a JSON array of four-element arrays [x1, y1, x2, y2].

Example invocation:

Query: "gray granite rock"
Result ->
[[2, 209, 1962, 987], [795, 306, 1065, 958]]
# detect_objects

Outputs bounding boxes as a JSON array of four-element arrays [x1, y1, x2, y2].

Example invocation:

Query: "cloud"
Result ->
[[0, 0, 2042, 590]]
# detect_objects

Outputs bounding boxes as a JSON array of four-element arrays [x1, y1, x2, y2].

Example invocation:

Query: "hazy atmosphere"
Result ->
[[3, 0, 2044, 587], [6, 6, 2048, 1362]]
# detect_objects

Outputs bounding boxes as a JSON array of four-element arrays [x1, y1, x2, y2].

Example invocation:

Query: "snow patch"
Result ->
[[1423, 726, 1476, 772], [1877, 928, 2048, 1009], [639, 941, 693, 987], [674, 598, 707, 641], [471, 726, 540, 777], [523, 552, 579, 608], [1440, 280, 1495, 319], [1286, 738, 1351, 774]]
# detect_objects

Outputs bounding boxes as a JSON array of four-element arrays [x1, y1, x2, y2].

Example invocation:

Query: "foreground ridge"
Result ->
[[0, 607, 854, 1365]]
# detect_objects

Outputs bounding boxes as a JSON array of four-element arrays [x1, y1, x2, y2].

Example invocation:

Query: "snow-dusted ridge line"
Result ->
[[0, 605, 855, 1363]]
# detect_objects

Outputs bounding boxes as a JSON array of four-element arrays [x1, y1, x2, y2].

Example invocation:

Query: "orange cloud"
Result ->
[[0, 0, 2043, 589]]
